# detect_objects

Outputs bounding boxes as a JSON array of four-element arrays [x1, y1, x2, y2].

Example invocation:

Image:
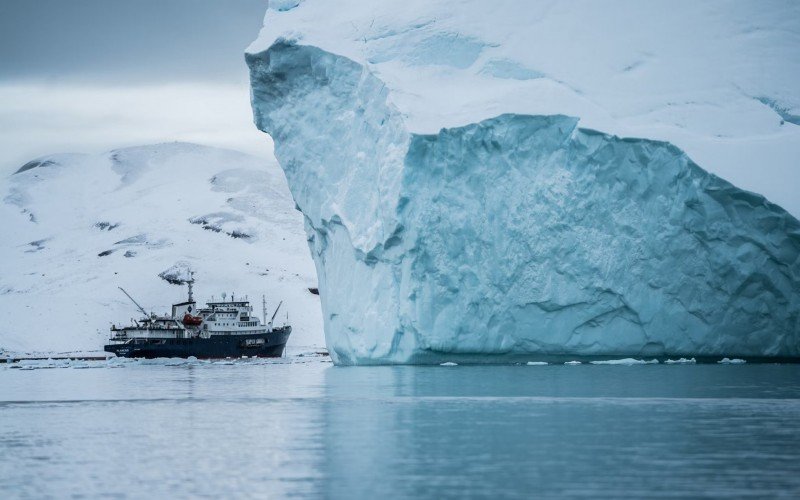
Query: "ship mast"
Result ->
[[262, 295, 267, 325], [187, 271, 195, 302]]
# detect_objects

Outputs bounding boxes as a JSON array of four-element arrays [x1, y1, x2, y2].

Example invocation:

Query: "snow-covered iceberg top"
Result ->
[[247, 2, 800, 364], [249, 0, 800, 215]]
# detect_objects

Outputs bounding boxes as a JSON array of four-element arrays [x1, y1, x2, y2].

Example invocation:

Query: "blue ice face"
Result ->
[[249, 41, 800, 365]]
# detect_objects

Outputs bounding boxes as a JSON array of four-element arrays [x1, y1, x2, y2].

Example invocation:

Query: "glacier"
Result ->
[[247, 2, 800, 364]]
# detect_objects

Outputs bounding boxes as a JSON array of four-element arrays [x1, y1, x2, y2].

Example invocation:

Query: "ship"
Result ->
[[104, 273, 291, 359]]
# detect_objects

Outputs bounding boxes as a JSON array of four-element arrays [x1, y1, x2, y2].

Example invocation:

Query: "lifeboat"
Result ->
[[182, 313, 203, 326]]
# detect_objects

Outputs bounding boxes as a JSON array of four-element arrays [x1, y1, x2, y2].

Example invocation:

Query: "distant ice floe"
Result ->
[[564, 361, 582, 366], [526, 361, 548, 366], [590, 358, 659, 365], [8, 359, 64, 370], [718, 358, 747, 364], [440, 362, 458, 366], [665, 358, 697, 365], [70, 361, 105, 369], [105, 357, 128, 368], [7, 358, 106, 370], [3, 354, 333, 370]]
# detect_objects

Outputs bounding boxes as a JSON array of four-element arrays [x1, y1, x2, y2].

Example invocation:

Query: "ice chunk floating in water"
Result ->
[[248, 41, 800, 365]]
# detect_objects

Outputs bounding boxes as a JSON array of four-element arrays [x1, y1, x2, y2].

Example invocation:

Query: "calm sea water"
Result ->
[[1, 357, 799, 499]]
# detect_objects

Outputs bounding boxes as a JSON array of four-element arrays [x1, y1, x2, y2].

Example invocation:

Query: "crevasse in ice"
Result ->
[[248, 40, 800, 365]]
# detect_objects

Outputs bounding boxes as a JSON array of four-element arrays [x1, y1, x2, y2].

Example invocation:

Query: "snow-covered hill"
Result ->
[[0, 143, 322, 355]]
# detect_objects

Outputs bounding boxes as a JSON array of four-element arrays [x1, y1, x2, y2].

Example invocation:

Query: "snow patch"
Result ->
[[369, 32, 489, 69], [481, 59, 544, 80]]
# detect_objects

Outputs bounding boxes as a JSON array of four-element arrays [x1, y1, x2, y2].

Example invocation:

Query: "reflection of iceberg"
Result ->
[[248, 41, 800, 365], [321, 365, 766, 496]]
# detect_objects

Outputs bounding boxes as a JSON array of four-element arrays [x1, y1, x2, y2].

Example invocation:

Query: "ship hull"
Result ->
[[104, 326, 292, 359]]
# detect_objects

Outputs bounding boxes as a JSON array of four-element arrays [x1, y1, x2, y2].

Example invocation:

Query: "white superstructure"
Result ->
[[108, 276, 283, 344]]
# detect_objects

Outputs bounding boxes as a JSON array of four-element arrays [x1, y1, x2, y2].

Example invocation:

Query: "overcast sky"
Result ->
[[0, 0, 267, 84], [0, 0, 273, 174]]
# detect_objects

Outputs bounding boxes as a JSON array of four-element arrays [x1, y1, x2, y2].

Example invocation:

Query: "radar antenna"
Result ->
[[118, 287, 149, 317]]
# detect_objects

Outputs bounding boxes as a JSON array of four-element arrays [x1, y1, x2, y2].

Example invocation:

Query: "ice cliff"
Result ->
[[247, 1, 800, 364]]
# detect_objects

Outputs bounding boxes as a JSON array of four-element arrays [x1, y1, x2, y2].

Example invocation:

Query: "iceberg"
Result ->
[[247, 5, 800, 365]]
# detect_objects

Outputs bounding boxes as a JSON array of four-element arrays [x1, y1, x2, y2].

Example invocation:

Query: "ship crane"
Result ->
[[119, 287, 150, 318], [270, 300, 283, 327]]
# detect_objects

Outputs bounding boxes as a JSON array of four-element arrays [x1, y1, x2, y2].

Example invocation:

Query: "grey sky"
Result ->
[[0, 0, 268, 84], [0, 1, 274, 175]]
